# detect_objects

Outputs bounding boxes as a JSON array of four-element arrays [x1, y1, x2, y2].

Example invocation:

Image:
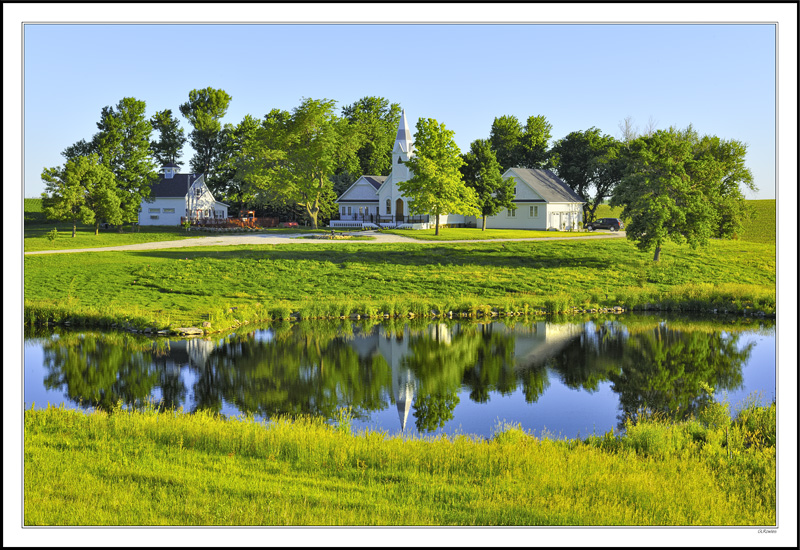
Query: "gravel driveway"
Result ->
[[24, 230, 627, 255]]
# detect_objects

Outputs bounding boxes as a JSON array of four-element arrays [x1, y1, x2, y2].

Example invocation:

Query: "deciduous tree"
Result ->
[[41, 155, 120, 236], [93, 97, 158, 227], [240, 98, 358, 229], [150, 109, 186, 167], [489, 115, 523, 172], [611, 126, 755, 261], [550, 128, 623, 222], [341, 96, 402, 177], [179, 87, 232, 188], [400, 118, 479, 235], [461, 139, 516, 230]]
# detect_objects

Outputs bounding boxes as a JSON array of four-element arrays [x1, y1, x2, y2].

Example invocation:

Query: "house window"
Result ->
[[386, 199, 391, 215], [341, 206, 346, 214], [150, 215, 159, 220], [163, 208, 175, 214], [195, 188, 202, 197], [514, 187, 517, 196], [507, 208, 516, 218], [530, 206, 538, 217], [347, 206, 352, 215], [149, 208, 160, 213]]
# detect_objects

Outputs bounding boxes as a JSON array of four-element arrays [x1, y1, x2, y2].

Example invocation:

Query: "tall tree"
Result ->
[[461, 139, 516, 231], [517, 115, 553, 169], [549, 128, 623, 222], [179, 87, 232, 188], [399, 118, 479, 235], [149, 109, 186, 167], [611, 126, 755, 261], [93, 97, 158, 227], [41, 155, 121, 236], [214, 114, 262, 208], [239, 98, 358, 229], [341, 96, 402, 177], [489, 115, 524, 172]]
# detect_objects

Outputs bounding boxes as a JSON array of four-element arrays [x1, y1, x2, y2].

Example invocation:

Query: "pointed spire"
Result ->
[[395, 109, 412, 153]]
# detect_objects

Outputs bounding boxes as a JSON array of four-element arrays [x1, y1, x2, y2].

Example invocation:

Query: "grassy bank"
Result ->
[[24, 237, 776, 331], [23, 397, 775, 526]]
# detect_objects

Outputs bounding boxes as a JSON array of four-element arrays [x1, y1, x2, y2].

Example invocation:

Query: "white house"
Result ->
[[487, 168, 585, 231], [138, 163, 228, 226], [332, 111, 584, 230]]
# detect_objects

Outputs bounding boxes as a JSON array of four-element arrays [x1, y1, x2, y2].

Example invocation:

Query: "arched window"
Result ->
[[386, 199, 391, 215], [397, 156, 404, 164]]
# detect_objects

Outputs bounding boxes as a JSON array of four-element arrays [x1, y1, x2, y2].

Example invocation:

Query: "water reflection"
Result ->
[[27, 317, 773, 437]]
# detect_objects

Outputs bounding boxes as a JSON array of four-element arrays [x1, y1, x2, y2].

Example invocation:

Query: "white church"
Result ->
[[332, 110, 585, 231]]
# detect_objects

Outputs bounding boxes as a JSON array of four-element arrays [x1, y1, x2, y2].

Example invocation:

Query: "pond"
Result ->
[[24, 314, 776, 440]]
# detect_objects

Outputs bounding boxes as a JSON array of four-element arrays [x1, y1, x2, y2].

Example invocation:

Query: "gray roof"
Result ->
[[507, 168, 584, 203], [363, 175, 387, 190], [149, 174, 199, 198]]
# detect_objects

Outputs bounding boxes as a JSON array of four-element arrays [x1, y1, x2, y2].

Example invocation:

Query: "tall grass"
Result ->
[[24, 396, 776, 526]]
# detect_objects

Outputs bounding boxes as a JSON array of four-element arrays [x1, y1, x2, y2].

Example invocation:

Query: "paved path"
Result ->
[[24, 230, 627, 255]]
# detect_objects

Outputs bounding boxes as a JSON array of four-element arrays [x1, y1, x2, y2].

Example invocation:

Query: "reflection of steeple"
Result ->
[[379, 324, 418, 432], [395, 372, 415, 432]]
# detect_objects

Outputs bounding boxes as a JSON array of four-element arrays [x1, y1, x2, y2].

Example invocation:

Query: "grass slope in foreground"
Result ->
[[24, 399, 775, 526], [24, 237, 776, 329]]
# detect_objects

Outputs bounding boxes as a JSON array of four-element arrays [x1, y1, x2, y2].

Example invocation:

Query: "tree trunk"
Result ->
[[653, 244, 661, 262], [482, 216, 487, 231], [95, 222, 100, 236], [72, 220, 77, 238], [435, 214, 440, 236]]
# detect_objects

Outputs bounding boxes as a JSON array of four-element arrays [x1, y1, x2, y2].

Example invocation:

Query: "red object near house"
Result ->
[[280, 222, 299, 228]]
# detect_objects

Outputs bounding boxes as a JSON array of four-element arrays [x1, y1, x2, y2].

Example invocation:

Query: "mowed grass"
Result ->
[[24, 237, 776, 329], [383, 228, 593, 240], [24, 399, 776, 526]]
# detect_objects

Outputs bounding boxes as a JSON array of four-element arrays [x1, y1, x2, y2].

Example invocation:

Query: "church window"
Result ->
[[386, 199, 391, 215], [397, 157, 404, 164]]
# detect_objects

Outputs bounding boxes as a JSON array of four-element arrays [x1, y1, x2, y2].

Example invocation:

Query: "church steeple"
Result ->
[[392, 110, 414, 183]]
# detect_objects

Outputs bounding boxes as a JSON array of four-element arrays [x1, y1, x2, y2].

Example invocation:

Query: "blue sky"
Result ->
[[22, 22, 778, 199]]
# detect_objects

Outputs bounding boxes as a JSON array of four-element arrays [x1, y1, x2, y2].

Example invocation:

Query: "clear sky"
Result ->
[[21, 20, 778, 199]]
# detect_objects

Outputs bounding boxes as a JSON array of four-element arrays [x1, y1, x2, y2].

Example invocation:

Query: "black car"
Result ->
[[585, 218, 624, 231]]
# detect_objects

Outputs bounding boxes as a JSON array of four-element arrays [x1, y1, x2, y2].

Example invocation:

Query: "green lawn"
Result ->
[[24, 238, 776, 329], [24, 400, 775, 526], [383, 227, 594, 240]]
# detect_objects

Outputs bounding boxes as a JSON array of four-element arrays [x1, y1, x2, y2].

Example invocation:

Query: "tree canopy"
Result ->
[[550, 127, 623, 222], [179, 87, 232, 191], [41, 154, 121, 236], [611, 125, 756, 261], [239, 98, 358, 229], [461, 139, 516, 230], [92, 97, 158, 225], [400, 118, 479, 235], [488, 114, 553, 172], [150, 109, 186, 167], [341, 96, 402, 178]]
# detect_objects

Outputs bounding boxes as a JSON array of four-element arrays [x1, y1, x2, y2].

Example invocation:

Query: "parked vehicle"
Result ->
[[586, 218, 624, 232]]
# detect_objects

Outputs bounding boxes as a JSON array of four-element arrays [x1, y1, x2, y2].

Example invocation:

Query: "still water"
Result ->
[[24, 315, 775, 439]]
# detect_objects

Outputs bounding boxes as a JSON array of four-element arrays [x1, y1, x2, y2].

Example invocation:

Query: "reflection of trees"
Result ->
[[32, 319, 755, 432], [608, 326, 750, 428], [41, 333, 160, 412], [196, 325, 393, 420], [413, 391, 460, 433]]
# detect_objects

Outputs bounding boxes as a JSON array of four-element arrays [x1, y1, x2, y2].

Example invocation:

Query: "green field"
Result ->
[[24, 397, 775, 526], [383, 228, 593, 240], [24, 237, 776, 330]]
